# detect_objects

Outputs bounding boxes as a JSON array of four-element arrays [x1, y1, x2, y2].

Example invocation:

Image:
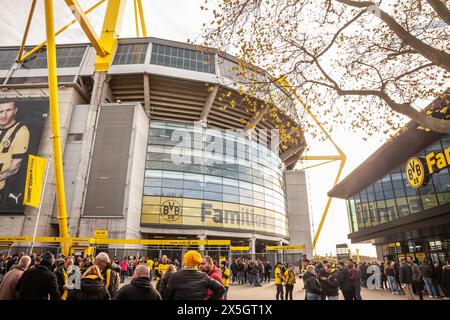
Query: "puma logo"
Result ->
[[8, 193, 22, 204]]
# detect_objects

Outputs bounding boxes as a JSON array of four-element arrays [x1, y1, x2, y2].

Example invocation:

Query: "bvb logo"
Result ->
[[405, 157, 427, 188], [160, 200, 182, 221]]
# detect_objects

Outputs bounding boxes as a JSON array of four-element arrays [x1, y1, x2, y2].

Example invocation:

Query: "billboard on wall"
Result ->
[[141, 195, 289, 238], [0, 98, 48, 213]]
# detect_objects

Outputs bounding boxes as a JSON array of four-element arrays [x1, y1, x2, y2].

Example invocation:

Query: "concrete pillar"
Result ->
[[198, 234, 206, 254], [249, 236, 256, 260], [278, 240, 283, 263]]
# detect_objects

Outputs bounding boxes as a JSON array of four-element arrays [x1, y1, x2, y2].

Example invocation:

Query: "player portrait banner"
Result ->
[[0, 98, 48, 213], [23, 155, 47, 208]]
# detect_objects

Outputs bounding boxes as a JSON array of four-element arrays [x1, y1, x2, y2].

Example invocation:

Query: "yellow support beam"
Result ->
[[94, 0, 127, 71], [0, 236, 231, 247], [276, 76, 346, 251], [133, 0, 140, 37], [300, 155, 342, 161], [17, 0, 37, 61], [64, 0, 106, 57], [311, 156, 346, 249], [18, 0, 106, 62], [300, 159, 337, 171], [136, 0, 147, 37], [44, 0, 71, 256]]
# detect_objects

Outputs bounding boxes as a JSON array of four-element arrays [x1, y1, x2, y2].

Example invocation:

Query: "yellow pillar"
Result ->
[[44, 0, 70, 256]]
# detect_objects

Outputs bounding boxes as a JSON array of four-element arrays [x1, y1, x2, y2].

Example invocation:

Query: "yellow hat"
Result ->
[[183, 250, 202, 267]]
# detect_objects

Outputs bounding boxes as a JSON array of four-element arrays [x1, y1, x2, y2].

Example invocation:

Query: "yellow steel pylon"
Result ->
[[276, 76, 346, 251], [19, 0, 129, 255], [44, 0, 70, 255]]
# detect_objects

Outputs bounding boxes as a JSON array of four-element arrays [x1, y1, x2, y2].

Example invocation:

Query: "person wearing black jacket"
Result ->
[[304, 265, 322, 300], [6, 255, 18, 273], [237, 260, 245, 284], [68, 265, 110, 300], [114, 265, 161, 300], [318, 264, 329, 300], [55, 257, 75, 300], [264, 261, 272, 283], [325, 265, 340, 300], [338, 262, 352, 300], [442, 260, 450, 299], [158, 264, 176, 298], [420, 259, 438, 298], [95, 252, 120, 298], [16, 252, 59, 300], [230, 260, 238, 284], [164, 250, 225, 300], [400, 261, 415, 300]]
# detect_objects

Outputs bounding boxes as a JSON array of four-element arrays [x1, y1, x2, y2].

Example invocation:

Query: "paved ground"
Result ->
[[119, 277, 445, 300]]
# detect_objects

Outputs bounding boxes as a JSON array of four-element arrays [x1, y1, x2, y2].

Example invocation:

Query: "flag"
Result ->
[[23, 155, 47, 208]]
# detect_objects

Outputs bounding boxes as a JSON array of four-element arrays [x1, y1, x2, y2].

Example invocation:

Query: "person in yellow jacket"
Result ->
[[284, 264, 296, 300], [147, 258, 154, 280], [155, 255, 169, 291], [274, 262, 285, 300], [220, 261, 230, 300]]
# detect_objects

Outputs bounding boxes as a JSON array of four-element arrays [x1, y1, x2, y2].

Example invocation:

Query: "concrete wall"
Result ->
[[0, 86, 86, 238], [286, 169, 313, 258], [50, 104, 90, 233], [77, 103, 148, 248]]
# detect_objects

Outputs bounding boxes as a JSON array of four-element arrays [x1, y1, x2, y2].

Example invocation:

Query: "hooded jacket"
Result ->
[[304, 272, 322, 295], [113, 277, 161, 300], [68, 276, 110, 300], [164, 268, 225, 300], [16, 263, 59, 300]]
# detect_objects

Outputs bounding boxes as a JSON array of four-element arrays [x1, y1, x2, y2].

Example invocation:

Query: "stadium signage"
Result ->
[[141, 196, 287, 237], [405, 147, 450, 188]]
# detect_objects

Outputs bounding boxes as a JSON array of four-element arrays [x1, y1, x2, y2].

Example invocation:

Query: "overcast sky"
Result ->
[[0, 0, 396, 257]]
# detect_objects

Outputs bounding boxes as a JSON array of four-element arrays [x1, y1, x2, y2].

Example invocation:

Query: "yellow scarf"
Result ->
[[61, 269, 69, 300], [106, 269, 111, 289]]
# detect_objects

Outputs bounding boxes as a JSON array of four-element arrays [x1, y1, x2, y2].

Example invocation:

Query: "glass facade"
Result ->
[[21, 46, 87, 69], [347, 136, 450, 234], [378, 224, 450, 264], [112, 43, 148, 65], [141, 120, 289, 237], [0, 49, 18, 69], [150, 44, 215, 74]]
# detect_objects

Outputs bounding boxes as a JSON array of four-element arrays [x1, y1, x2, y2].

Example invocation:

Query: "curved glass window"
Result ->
[[347, 135, 450, 233], [143, 120, 289, 237]]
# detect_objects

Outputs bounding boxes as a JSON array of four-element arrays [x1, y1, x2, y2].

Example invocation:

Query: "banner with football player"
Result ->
[[0, 98, 48, 212]]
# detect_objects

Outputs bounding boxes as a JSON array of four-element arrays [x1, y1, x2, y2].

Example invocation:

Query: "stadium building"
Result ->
[[0, 37, 313, 259], [329, 96, 450, 264]]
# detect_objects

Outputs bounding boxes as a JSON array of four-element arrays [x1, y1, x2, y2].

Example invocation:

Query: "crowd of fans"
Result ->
[[0, 251, 227, 300], [283, 257, 450, 300], [0, 251, 449, 300]]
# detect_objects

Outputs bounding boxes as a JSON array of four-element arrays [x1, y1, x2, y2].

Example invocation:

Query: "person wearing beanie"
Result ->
[[163, 250, 225, 300], [16, 251, 59, 300]]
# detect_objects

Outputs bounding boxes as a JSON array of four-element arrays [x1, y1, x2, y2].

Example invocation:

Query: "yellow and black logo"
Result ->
[[405, 157, 428, 188], [160, 200, 182, 221]]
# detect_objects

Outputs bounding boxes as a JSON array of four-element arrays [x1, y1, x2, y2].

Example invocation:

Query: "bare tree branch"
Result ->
[[426, 0, 450, 25], [336, 0, 450, 71]]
